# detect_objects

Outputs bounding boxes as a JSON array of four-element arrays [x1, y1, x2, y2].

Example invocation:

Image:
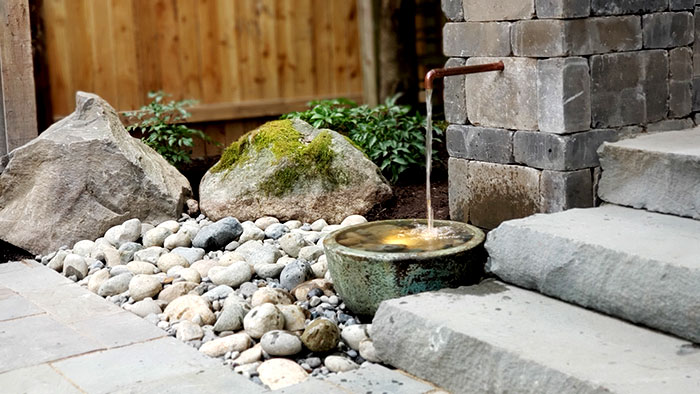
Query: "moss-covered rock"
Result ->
[[199, 119, 391, 223]]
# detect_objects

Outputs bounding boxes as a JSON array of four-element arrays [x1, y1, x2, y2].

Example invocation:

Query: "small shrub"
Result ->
[[281, 95, 442, 183], [125, 91, 217, 167]]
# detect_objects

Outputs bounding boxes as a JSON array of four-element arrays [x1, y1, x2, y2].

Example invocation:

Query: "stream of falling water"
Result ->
[[425, 88, 434, 230]]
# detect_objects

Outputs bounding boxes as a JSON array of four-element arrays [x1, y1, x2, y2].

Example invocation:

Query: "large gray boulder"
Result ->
[[199, 119, 391, 223], [0, 92, 192, 255]]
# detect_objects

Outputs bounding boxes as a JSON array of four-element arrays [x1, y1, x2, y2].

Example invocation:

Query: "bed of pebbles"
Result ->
[[35, 212, 382, 389]]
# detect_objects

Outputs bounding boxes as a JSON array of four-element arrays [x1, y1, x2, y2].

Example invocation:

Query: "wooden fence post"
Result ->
[[0, 0, 38, 156], [357, 0, 379, 106]]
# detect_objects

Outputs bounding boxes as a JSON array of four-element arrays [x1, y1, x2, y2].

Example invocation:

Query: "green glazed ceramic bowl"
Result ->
[[323, 219, 486, 316]]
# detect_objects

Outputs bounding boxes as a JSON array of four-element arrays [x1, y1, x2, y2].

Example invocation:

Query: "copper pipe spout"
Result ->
[[424, 61, 505, 90]]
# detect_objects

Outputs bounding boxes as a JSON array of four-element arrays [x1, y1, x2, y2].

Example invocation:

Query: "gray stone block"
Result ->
[[486, 204, 700, 343], [643, 12, 694, 49], [694, 7, 700, 77], [466, 57, 538, 130], [669, 47, 693, 117], [693, 76, 700, 111], [590, 50, 669, 128], [0, 365, 83, 394], [645, 117, 694, 131], [513, 129, 618, 171], [669, 81, 693, 117], [441, 0, 463, 21], [373, 280, 700, 394], [540, 169, 593, 212], [535, 0, 590, 18], [463, 0, 534, 21], [512, 17, 641, 57], [591, 0, 667, 15], [324, 363, 442, 393], [670, 0, 695, 10], [598, 128, 700, 219], [446, 125, 513, 163], [448, 158, 541, 229], [443, 58, 467, 125], [537, 57, 591, 134], [443, 22, 511, 57]]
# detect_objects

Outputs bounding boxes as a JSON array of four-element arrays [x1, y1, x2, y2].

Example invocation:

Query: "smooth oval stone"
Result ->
[[243, 303, 285, 339], [301, 318, 340, 352], [257, 358, 308, 390], [324, 355, 358, 372], [260, 330, 302, 356], [129, 274, 163, 301]]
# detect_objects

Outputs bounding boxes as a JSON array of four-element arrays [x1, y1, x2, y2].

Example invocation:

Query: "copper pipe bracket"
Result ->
[[424, 61, 505, 90]]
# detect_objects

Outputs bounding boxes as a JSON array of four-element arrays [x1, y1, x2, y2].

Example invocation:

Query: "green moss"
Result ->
[[210, 119, 348, 196]]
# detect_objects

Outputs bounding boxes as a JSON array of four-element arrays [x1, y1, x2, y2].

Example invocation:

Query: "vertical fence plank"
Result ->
[[216, 0, 240, 102], [176, 0, 202, 101], [88, 1, 118, 106], [292, 0, 314, 97], [0, 0, 38, 153], [311, 0, 332, 95], [41, 0, 72, 115], [158, 0, 184, 99], [111, 0, 140, 110]]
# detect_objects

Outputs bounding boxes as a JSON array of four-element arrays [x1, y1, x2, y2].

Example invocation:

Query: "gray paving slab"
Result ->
[[21, 280, 123, 324], [52, 337, 263, 394], [0, 364, 83, 394], [272, 378, 352, 393], [0, 313, 102, 373], [111, 368, 267, 394], [68, 310, 166, 349], [485, 204, 700, 343], [373, 281, 700, 394], [0, 260, 74, 292], [323, 363, 444, 394], [0, 287, 43, 321]]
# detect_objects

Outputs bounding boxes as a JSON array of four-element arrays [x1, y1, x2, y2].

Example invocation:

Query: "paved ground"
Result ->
[[0, 260, 447, 393]]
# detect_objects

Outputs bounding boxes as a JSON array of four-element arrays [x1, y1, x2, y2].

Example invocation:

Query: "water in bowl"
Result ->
[[336, 221, 473, 253]]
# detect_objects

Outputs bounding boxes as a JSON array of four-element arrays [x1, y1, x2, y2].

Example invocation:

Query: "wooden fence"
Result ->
[[38, 0, 364, 156]]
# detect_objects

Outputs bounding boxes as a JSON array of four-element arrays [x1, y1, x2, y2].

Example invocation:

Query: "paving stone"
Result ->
[[111, 368, 266, 394], [598, 128, 700, 219], [51, 337, 263, 394], [462, 0, 534, 21], [590, 50, 668, 128], [324, 363, 442, 394], [0, 288, 43, 321], [21, 281, 123, 324], [443, 22, 511, 57], [441, 0, 463, 21], [643, 12, 694, 49], [372, 280, 700, 394], [535, 0, 589, 18], [540, 169, 593, 212], [446, 125, 513, 163], [0, 314, 101, 373], [272, 379, 351, 393], [443, 58, 467, 125], [537, 57, 591, 134], [0, 260, 73, 292], [68, 311, 166, 349], [448, 158, 541, 229], [0, 364, 82, 394], [466, 57, 538, 131], [513, 129, 618, 171], [591, 0, 667, 15], [511, 17, 642, 57], [486, 205, 700, 343]]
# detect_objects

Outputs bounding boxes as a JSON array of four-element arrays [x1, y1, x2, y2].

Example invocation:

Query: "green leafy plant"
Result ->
[[282, 95, 442, 183], [125, 91, 217, 167]]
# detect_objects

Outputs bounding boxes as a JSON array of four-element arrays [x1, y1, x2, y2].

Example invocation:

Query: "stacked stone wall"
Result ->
[[442, 0, 699, 228]]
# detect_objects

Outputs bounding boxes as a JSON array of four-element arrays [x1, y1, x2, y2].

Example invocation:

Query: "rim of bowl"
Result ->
[[322, 219, 485, 261]]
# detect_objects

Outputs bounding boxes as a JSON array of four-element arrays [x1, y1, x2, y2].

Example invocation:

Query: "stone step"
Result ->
[[372, 281, 700, 394], [484, 204, 700, 343], [598, 128, 700, 219], [272, 363, 446, 393]]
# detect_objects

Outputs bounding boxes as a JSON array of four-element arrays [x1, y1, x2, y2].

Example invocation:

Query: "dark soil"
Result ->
[[0, 240, 33, 263], [366, 169, 450, 222]]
